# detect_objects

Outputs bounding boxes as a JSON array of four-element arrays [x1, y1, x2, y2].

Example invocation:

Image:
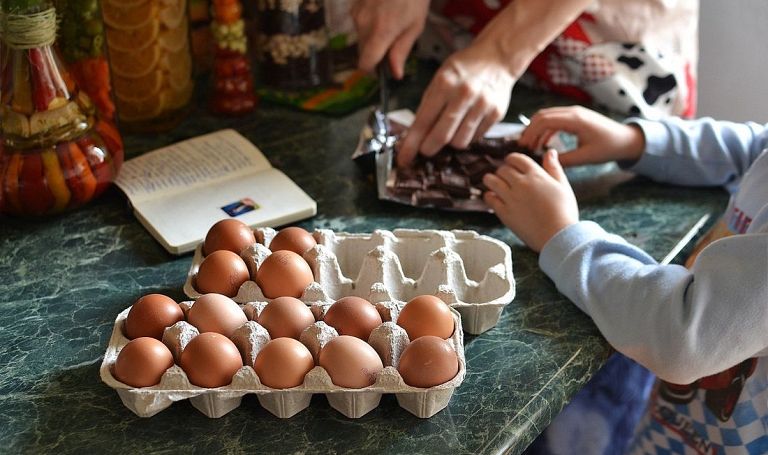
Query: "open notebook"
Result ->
[[115, 129, 316, 255]]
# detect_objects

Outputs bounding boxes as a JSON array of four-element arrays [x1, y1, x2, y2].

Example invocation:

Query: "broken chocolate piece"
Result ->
[[394, 177, 423, 196], [412, 189, 453, 207], [436, 170, 471, 198], [464, 157, 497, 184]]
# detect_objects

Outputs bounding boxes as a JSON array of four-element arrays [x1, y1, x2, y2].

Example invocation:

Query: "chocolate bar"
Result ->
[[388, 136, 537, 210]]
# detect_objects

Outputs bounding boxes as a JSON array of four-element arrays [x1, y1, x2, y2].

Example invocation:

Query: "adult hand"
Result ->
[[483, 150, 579, 252], [518, 106, 646, 167], [397, 43, 515, 167], [352, 0, 430, 80]]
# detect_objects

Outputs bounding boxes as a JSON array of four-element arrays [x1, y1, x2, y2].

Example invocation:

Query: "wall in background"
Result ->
[[697, 0, 768, 122]]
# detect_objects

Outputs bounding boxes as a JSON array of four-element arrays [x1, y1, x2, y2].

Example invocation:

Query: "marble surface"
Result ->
[[0, 65, 728, 454]]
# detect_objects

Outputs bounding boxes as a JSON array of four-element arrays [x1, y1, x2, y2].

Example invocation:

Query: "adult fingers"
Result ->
[[451, 100, 487, 149], [472, 103, 505, 142], [387, 22, 423, 80], [357, 31, 392, 73], [419, 92, 476, 156], [397, 80, 450, 166]]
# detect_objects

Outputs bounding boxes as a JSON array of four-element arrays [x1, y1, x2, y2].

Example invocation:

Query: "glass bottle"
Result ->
[[99, 0, 194, 132], [0, 0, 123, 217], [209, 0, 257, 115], [55, 0, 115, 121], [255, 0, 332, 91]]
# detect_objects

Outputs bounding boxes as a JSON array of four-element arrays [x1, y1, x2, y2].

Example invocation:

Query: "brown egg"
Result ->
[[318, 335, 383, 388], [254, 337, 315, 389], [397, 295, 454, 340], [258, 296, 315, 339], [195, 250, 250, 297], [187, 293, 248, 337], [397, 336, 459, 388], [269, 226, 317, 255], [180, 332, 243, 387], [203, 219, 256, 256], [323, 296, 382, 340], [255, 250, 314, 299], [124, 294, 184, 340], [114, 337, 175, 388]]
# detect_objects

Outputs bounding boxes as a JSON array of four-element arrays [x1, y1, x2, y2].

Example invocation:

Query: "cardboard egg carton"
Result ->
[[184, 228, 515, 334], [100, 289, 466, 419]]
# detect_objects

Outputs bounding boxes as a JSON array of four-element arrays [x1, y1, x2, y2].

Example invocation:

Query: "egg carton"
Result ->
[[183, 228, 515, 334], [100, 286, 466, 419]]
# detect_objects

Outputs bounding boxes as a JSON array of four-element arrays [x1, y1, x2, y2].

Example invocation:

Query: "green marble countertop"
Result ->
[[0, 65, 728, 454]]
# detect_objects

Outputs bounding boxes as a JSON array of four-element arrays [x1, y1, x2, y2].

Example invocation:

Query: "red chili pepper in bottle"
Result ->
[[28, 48, 58, 112], [19, 152, 55, 215]]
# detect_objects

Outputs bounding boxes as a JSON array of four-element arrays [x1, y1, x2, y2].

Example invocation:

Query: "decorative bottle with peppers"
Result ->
[[99, 0, 194, 132], [0, 0, 124, 217], [210, 0, 257, 115]]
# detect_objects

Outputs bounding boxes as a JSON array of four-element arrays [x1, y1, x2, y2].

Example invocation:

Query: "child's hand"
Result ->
[[483, 150, 578, 252], [518, 106, 645, 167]]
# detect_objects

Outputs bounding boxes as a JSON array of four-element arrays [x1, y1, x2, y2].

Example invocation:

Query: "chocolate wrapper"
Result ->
[[355, 109, 576, 212]]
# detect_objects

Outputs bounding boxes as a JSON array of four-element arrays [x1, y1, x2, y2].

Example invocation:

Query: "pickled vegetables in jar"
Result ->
[[0, 1, 123, 217], [55, 0, 116, 120], [100, 0, 194, 132], [209, 0, 257, 115]]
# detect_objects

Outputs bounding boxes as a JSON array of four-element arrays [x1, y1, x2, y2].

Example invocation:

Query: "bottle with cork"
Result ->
[[0, 0, 123, 216]]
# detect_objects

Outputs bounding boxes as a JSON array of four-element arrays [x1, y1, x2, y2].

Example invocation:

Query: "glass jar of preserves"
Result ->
[[210, 0, 257, 115], [255, 0, 332, 91], [0, 0, 123, 217], [100, 0, 194, 132], [55, 0, 116, 121]]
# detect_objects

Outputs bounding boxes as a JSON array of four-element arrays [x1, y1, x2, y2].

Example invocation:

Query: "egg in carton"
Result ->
[[100, 285, 466, 419], [183, 227, 515, 334]]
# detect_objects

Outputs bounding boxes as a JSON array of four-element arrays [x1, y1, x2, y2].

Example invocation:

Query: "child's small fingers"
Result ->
[[495, 165, 524, 186], [504, 152, 538, 173], [542, 149, 568, 183], [534, 130, 555, 152], [527, 110, 583, 140], [482, 172, 512, 200], [483, 191, 504, 212], [557, 146, 597, 167]]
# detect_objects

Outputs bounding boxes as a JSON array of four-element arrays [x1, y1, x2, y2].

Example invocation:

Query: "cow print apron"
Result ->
[[419, 0, 699, 119]]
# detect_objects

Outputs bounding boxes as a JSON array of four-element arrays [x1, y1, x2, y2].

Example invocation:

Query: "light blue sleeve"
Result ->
[[624, 118, 768, 192], [539, 220, 768, 384]]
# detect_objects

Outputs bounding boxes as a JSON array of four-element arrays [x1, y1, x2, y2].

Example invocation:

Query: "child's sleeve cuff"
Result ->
[[619, 118, 673, 174]]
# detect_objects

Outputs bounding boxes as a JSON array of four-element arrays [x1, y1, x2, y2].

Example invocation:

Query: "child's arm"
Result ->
[[519, 106, 768, 191], [539, 215, 768, 385], [485, 139, 768, 384]]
